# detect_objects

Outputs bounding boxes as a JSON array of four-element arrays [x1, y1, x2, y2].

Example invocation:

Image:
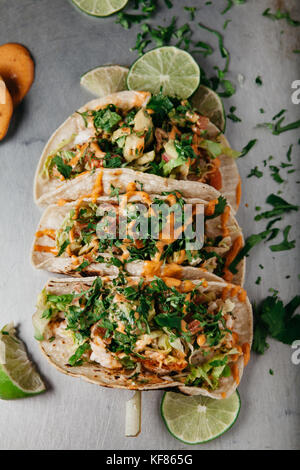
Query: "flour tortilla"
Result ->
[[36, 277, 252, 398], [31, 193, 245, 285], [34, 91, 241, 211]]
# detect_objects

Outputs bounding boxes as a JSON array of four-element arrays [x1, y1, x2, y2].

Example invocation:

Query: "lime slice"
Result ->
[[161, 391, 240, 444], [127, 46, 200, 99], [191, 85, 226, 132], [72, 0, 128, 17], [0, 323, 45, 399], [80, 65, 129, 97]]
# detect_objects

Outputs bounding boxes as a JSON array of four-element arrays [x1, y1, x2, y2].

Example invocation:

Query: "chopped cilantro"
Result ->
[[75, 260, 90, 272], [247, 166, 263, 178], [193, 41, 214, 57], [57, 240, 70, 257], [259, 115, 300, 135], [286, 144, 293, 162], [52, 156, 72, 179], [68, 342, 91, 366], [269, 225, 295, 252], [227, 106, 241, 122], [229, 229, 275, 274], [255, 76, 263, 86], [253, 294, 300, 354], [239, 139, 257, 158], [269, 165, 285, 184], [184, 6, 196, 20], [262, 8, 300, 27], [93, 106, 122, 132], [223, 19, 232, 30], [255, 194, 299, 221], [222, 0, 245, 15], [205, 196, 227, 220]]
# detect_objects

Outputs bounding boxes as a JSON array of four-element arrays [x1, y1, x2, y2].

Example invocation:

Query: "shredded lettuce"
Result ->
[[41, 134, 77, 179]]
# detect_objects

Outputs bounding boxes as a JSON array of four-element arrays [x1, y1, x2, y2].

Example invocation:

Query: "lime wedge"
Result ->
[[191, 85, 226, 132], [80, 65, 129, 97], [72, 0, 128, 17], [127, 46, 200, 99], [161, 391, 240, 444], [0, 323, 45, 399]]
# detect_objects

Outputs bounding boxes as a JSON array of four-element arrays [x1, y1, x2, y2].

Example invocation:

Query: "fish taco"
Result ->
[[33, 275, 252, 398], [32, 182, 245, 285], [34, 91, 241, 211]]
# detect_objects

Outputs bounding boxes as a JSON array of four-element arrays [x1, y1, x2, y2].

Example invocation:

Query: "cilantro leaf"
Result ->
[[247, 166, 263, 178], [262, 8, 300, 27], [93, 106, 122, 132], [254, 294, 300, 353], [154, 313, 182, 331], [269, 225, 295, 252], [52, 156, 72, 179], [229, 229, 274, 274], [255, 194, 299, 221]]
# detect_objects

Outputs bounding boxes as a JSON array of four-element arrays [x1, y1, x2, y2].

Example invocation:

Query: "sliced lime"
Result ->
[[127, 46, 200, 99], [191, 85, 226, 132], [80, 65, 129, 97], [161, 391, 240, 444], [0, 323, 45, 400], [72, 0, 128, 17]]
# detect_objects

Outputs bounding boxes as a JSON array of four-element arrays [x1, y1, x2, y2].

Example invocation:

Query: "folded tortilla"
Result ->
[[34, 91, 241, 212], [31, 188, 245, 285], [34, 276, 252, 399]]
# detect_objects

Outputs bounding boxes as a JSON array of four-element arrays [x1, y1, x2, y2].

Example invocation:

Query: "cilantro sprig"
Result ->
[[253, 294, 300, 354]]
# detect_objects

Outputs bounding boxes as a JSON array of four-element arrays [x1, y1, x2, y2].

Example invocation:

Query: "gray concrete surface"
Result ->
[[0, 0, 299, 450]]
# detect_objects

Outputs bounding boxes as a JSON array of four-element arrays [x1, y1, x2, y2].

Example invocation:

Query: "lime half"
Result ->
[[127, 46, 200, 99], [0, 323, 45, 399], [191, 85, 226, 132], [161, 391, 240, 445], [80, 65, 129, 97], [72, 0, 128, 17]]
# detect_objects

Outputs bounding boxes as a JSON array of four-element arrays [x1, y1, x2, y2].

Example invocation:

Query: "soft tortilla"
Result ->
[[36, 277, 253, 399], [31, 193, 245, 285], [34, 91, 241, 211]]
